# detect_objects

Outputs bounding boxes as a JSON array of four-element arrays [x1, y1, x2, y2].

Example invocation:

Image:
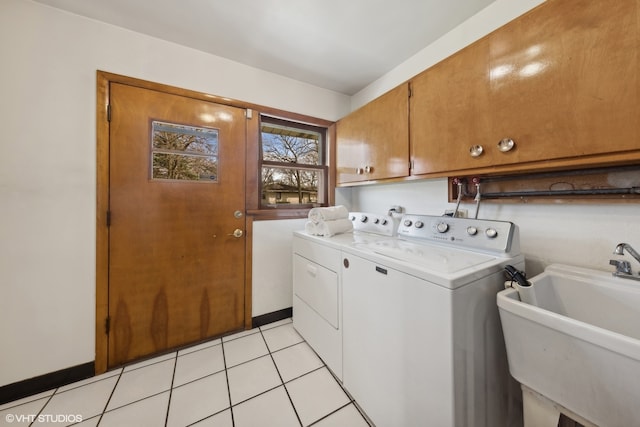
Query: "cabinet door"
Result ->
[[410, 38, 492, 175], [488, 0, 639, 165], [292, 254, 338, 328], [411, 0, 640, 177], [336, 84, 409, 184]]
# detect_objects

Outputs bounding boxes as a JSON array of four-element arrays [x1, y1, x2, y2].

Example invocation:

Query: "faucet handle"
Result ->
[[610, 259, 632, 275]]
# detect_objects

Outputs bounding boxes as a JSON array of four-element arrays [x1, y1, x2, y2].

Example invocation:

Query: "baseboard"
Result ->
[[251, 307, 293, 329], [0, 362, 94, 406]]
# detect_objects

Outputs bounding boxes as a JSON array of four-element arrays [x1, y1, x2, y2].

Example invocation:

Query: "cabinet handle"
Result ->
[[306, 264, 317, 277], [356, 167, 364, 175], [497, 138, 515, 152], [364, 165, 372, 174], [469, 145, 484, 157]]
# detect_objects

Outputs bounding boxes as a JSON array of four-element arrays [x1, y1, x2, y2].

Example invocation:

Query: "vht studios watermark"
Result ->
[[5, 413, 83, 423]]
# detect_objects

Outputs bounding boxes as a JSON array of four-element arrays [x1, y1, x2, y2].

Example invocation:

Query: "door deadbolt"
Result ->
[[234, 210, 243, 219]]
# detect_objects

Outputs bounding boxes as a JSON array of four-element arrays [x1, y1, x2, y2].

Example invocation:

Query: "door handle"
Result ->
[[228, 229, 243, 238]]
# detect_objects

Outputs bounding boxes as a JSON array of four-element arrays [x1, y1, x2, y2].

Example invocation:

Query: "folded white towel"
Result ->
[[305, 218, 353, 237], [308, 205, 349, 224]]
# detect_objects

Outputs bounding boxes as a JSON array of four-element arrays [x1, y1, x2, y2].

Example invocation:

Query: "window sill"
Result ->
[[247, 208, 312, 221]]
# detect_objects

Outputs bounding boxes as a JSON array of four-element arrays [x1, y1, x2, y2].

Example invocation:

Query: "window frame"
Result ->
[[254, 114, 330, 214]]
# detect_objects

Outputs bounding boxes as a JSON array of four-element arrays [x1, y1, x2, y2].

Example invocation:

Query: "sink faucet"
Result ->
[[614, 243, 640, 263], [610, 243, 640, 281]]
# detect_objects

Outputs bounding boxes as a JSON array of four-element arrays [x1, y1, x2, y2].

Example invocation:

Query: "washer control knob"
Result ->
[[415, 221, 424, 229], [404, 219, 413, 227], [436, 222, 449, 233], [486, 228, 498, 238], [381, 219, 388, 226], [373, 218, 380, 224], [360, 215, 368, 223], [467, 226, 478, 236]]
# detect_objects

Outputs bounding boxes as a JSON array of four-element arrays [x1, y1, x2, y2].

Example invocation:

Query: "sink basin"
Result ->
[[497, 263, 640, 427]]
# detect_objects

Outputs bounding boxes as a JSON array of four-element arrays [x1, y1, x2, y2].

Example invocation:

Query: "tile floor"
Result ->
[[0, 319, 370, 427]]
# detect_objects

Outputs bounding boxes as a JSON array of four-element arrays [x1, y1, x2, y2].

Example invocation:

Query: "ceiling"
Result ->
[[32, 0, 496, 95]]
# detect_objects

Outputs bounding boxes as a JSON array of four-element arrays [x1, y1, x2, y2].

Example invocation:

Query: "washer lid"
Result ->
[[363, 239, 495, 274], [345, 237, 520, 289]]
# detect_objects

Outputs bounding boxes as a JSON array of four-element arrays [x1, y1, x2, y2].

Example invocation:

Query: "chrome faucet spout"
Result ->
[[611, 243, 640, 281], [614, 243, 640, 264]]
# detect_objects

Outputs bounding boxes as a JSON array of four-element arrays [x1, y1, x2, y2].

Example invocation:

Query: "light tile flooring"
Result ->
[[0, 319, 370, 427]]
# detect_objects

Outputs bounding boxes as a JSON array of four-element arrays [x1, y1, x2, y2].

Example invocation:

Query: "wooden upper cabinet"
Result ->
[[489, 0, 639, 165], [410, 37, 492, 175], [411, 0, 640, 177], [336, 84, 410, 184]]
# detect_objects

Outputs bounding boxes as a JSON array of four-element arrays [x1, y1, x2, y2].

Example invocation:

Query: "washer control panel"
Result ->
[[350, 212, 399, 236], [397, 214, 518, 255]]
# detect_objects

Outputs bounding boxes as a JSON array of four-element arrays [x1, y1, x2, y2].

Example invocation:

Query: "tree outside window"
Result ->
[[151, 121, 218, 182], [260, 116, 327, 207]]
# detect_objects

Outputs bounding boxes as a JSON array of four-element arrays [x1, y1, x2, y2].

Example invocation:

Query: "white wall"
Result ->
[[0, 0, 349, 387], [252, 219, 307, 317], [349, 0, 640, 277], [351, 181, 640, 276]]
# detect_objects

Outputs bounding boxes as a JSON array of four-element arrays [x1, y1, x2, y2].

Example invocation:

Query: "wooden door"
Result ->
[[336, 84, 409, 184], [108, 83, 246, 367]]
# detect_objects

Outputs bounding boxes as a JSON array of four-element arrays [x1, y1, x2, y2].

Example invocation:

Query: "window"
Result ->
[[260, 116, 327, 208], [151, 121, 218, 182]]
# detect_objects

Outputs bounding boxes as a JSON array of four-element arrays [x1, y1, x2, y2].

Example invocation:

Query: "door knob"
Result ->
[[228, 229, 243, 238]]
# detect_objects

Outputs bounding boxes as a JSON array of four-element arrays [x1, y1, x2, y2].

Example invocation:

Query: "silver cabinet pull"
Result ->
[[469, 145, 484, 157], [497, 138, 515, 152]]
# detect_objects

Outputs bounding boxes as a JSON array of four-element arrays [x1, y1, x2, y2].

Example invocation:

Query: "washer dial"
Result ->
[[436, 222, 449, 233]]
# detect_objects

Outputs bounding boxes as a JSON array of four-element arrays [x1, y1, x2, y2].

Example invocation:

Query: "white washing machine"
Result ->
[[292, 212, 398, 380], [341, 214, 524, 427]]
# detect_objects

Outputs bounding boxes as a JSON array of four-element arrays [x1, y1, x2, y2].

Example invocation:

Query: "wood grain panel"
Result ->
[[489, 0, 639, 164], [107, 83, 246, 367], [410, 38, 491, 174], [410, 0, 640, 179], [336, 84, 409, 183]]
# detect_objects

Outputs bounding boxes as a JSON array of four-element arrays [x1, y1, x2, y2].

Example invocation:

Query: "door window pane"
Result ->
[[151, 121, 218, 182]]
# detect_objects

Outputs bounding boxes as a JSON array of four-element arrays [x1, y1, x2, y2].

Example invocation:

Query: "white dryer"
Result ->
[[292, 212, 398, 380]]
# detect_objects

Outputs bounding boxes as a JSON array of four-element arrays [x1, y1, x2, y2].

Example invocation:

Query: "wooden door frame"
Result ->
[[95, 72, 257, 374], [96, 71, 335, 374]]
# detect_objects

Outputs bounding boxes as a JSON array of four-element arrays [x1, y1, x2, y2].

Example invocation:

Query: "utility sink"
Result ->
[[497, 264, 640, 427]]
